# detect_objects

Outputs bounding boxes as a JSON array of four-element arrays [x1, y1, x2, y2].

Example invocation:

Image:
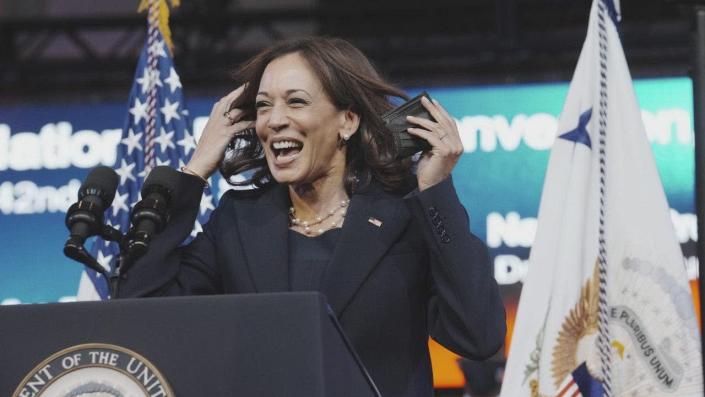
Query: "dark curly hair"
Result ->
[[221, 36, 413, 195]]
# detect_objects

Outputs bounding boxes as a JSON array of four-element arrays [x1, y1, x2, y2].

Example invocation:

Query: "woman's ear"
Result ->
[[339, 109, 361, 142]]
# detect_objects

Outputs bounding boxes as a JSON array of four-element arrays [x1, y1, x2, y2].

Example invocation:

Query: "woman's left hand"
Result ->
[[406, 96, 463, 191]]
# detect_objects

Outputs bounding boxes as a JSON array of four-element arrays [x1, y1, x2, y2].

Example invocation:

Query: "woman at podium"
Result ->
[[120, 37, 506, 397]]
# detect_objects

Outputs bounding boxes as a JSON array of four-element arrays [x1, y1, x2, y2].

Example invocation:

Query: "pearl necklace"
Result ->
[[289, 199, 350, 236]]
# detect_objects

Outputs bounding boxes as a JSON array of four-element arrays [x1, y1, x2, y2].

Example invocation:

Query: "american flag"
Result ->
[[555, 362, 604, 397], [77, 24, 214, 300]]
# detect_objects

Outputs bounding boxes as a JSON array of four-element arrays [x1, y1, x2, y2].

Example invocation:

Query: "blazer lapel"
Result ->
[[236, 184, 290, 292], [322, 187, 411, 317]]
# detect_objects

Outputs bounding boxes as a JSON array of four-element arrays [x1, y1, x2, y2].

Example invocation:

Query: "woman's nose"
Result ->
[[267, 104, 288, 132]]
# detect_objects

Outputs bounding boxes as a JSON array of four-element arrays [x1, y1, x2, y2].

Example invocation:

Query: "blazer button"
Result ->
[[428, 206, 439, 217], [440, 231, 451, 244], [432, 217, 442, 228]]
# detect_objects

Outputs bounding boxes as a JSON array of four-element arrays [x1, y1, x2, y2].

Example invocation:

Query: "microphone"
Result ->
[[64, 166, 120, 275], [65, 166, 119, 247], [125, 166, 179, 259]]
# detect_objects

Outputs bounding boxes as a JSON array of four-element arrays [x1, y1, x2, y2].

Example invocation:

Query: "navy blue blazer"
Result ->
[[119, 173, 506, 397]]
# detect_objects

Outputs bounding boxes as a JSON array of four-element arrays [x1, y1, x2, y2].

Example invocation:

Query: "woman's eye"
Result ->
[[288, 98, 308, 106], [255, 101, 270, 109]]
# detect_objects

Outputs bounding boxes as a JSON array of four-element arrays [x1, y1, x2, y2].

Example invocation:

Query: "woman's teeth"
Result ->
[[272, 140, 303, 158], [273, 140, 300, 149]]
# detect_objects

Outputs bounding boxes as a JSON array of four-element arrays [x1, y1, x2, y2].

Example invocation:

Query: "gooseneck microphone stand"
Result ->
[[63, 225, 140, 299]]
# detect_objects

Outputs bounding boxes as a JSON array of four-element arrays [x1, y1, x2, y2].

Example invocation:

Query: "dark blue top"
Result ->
[[288, 228, 342, 291]]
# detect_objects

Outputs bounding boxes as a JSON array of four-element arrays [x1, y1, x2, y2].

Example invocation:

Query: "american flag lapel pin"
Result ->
[[368, 217, 382, 227]]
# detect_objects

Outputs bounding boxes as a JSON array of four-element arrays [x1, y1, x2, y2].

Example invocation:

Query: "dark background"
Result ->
[[0, 0, 697, 103]]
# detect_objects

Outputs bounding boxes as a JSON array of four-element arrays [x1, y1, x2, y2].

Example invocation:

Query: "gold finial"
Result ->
[[137, 0, 181, 55]]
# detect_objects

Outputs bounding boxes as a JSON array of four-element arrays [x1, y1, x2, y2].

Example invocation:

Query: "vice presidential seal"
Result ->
[[13, 343, 174, 397]]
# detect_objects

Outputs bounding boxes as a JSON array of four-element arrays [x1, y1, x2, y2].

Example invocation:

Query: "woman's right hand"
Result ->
[[185, 85, 254, 180]]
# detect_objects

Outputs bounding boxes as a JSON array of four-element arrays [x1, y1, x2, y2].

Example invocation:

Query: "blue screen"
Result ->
[[0, 77, 695, 304]]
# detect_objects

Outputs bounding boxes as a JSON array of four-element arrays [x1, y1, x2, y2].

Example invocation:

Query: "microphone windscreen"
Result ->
[[142, 166, 180, 201], [79, 166, 119, 206]]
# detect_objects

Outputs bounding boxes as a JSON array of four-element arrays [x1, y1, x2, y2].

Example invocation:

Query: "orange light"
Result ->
[[691, 279, 701, 332], [429, 338, 465, 388], [503, 299, 518, 358]]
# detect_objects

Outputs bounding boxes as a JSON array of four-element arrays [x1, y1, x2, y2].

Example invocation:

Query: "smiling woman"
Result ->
[[216, 38, 412, 199], [120, 37, 506, 397]]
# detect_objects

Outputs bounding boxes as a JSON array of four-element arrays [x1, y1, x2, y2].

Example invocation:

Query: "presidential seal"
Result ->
[[13, 343, 174, 397], [548, 255, 701, 396]]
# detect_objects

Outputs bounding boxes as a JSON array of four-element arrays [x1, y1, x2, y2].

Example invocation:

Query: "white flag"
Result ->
[[500, 0, 703, 396]]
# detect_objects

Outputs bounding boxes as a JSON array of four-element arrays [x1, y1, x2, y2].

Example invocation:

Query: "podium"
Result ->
[[0, 292, 381, 397]]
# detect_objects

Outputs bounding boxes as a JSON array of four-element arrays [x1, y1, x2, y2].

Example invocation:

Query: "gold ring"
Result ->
[[223, 110, 235, 123]]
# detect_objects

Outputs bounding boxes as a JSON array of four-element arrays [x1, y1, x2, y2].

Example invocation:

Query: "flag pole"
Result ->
[[144, 0, 160, 172], [692, 3, 705, 387]]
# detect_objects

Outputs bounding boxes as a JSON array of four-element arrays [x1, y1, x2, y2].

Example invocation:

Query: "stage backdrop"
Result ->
[[0, 77, 695, 387]]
